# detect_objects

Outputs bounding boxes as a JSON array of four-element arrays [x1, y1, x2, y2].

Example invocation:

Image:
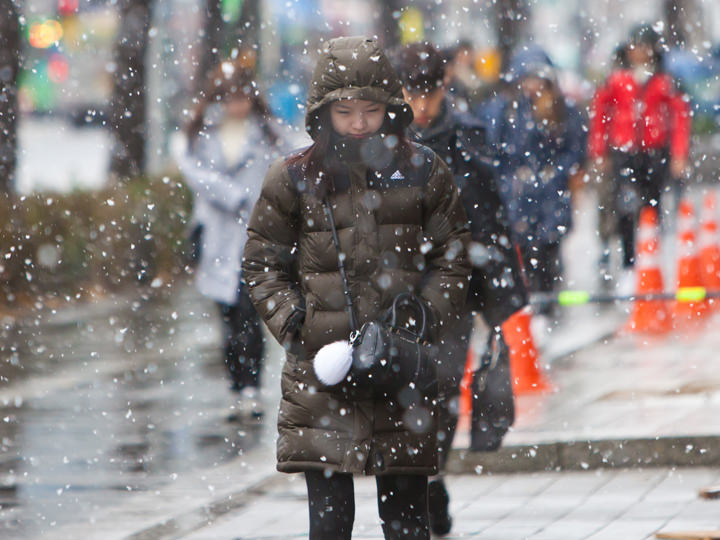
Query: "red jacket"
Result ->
[[589, 69, 690, 160]]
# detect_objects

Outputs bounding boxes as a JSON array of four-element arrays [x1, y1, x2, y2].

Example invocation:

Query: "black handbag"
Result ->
[[470, 329, 515, 451], [323, 198, 438, 399]]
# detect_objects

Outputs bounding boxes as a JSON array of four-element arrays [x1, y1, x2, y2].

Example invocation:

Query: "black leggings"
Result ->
[[216, 284, 264, 391], [304, 470, 429, 540]]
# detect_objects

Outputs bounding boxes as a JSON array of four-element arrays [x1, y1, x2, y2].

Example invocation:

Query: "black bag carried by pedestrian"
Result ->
[[351, 292, 438, 398], [315, 198, 438, 400], [470, 330, 515, 451]]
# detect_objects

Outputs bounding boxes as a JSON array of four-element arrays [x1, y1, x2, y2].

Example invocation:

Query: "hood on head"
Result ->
[[506, 44, 556, 84], [305, 36, 413, 140]]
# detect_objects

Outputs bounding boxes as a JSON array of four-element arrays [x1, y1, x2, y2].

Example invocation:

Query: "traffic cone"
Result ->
[[626, 206, 672, 334], [458, 348, 475, 422], [458, 316, 485, 428], [501, 307, 551, 394], [673, 198, 710, 326], [699, 190, 720, 308]]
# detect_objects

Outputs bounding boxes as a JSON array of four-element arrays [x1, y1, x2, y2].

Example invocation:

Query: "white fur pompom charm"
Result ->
[[313, 340, 353, 386]]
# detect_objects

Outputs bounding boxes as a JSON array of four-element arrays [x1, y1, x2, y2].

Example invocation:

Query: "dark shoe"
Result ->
[[428, 479, 452, 536]]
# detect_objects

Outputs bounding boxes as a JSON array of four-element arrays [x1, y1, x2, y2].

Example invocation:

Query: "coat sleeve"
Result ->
[[420, 155, 472, 332], [241, 158, 305, 344], [588, 83, 611, 160], [455, 127, 528, 327], [556, 105, 587, 178], [464, 165, 528, 327], [669, 85, 691, 161], [176, 144, 251, 214]]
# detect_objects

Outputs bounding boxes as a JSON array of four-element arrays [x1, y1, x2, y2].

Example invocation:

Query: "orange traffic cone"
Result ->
[[699, 190, 720, 308], [458, 317, 484, 433], [502, 307, 551, 394], [458, 347, 475, 420], [626, 206, 671, 334], [674, 198, 710, 326]]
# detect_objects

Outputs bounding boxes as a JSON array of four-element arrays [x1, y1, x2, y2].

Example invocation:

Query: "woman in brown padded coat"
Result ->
[[242, 36, 470, 540]]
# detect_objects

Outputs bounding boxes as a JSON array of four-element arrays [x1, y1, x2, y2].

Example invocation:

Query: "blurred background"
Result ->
[[3, 2, 720, 538], [3, 0, 720, 193]]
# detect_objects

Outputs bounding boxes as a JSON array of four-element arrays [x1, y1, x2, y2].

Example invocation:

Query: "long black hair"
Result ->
[[628, 23, 666, 72], [186, 56, 279, 149]]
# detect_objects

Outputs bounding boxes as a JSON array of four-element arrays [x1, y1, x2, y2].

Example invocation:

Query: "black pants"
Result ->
[[216, 284, 264, 391], [612, 149, 669, 268], [521, 241, 563, 295], [304, 470, 429, 540], [435, 313, 514, 466]]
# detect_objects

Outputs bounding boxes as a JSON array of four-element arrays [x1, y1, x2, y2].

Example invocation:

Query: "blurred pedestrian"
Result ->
[[589, 24, 690, 290], [393, 42, 528, 536], [590, 43, 630, 285], [443, 39, 481, 112], [242, 36, 470, 540], [176, 56, 285, 418], [479, 45, 586, 316]]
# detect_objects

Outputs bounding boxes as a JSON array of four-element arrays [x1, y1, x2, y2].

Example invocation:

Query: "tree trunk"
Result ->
[[495, 0, 529, 71], [195, 0, 223, 93], [0, 0, 21, 194], [234, 0, 261, 56], [109, 0, 153, 181], [376, 0, 402, 50]]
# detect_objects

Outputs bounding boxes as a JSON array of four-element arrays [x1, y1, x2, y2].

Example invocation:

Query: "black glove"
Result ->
[[281, 306, 306, 356], [283, 308, 306, 339]]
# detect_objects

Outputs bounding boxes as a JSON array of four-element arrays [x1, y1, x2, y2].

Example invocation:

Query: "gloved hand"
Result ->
[[281, 307, 306, 354], [283, 308, 305, 338]]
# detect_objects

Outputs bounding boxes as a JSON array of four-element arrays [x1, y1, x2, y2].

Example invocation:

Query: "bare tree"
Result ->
[[109, 0, 153, 181], [0, 0, 20, 193], [195, 0, 262, 95], [234, 0, 261, 54], [375, 0, 403, 50], [195, 0, 223, 93]]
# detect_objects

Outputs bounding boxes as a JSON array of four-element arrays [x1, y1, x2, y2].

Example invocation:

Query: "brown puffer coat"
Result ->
[[242, 36, 470, 476]]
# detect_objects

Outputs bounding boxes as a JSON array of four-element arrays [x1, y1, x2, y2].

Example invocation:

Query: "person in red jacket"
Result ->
[[589, 24, 690, 279]]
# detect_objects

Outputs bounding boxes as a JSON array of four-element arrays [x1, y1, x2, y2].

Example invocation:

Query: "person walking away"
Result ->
[[176, 57, 285, 418], [479, 45, 586, 323], [242, 37, 470, 540], [590, 44, 630, 287], [588, 24, 690, 292], [393, 42, 528, 536]]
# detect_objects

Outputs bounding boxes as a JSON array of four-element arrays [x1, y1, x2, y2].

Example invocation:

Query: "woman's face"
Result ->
[[224, 94, 253, 120], [627, 42, 653, 68], [329, 99, 386, 138]]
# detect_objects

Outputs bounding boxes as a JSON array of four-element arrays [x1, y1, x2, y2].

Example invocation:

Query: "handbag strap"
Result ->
[[388, 292, 428, 340], [323, 197, 359, 333]]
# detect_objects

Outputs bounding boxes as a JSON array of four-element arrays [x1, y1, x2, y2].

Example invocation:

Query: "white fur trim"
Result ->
[[313, 340, 353, 386]]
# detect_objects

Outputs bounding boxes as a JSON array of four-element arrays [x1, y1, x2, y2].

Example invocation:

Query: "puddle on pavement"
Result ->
[[0, 286, 272, 538]]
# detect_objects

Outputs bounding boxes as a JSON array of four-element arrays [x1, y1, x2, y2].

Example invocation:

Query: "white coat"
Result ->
[[175, 111, 285, 304]]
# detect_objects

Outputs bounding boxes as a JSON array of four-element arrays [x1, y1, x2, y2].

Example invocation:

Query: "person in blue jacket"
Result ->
[[478, 45, 586, 310]]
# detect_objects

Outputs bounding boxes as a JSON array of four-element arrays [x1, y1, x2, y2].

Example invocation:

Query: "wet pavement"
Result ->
[[451, 311, 720, 473], [1, 187, 720, 537], [0, 285, 284, 539]]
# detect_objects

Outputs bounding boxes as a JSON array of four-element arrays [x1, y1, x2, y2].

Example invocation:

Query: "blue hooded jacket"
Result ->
[[478, 45, 586, 247]]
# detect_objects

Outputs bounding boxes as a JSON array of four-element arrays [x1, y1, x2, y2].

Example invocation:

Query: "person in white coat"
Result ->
[[176, 58, 285, 417]]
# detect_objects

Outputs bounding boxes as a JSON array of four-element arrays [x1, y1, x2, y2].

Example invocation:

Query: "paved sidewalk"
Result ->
[[449, 311, 720, 473], [172, 467, 720, 539]]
